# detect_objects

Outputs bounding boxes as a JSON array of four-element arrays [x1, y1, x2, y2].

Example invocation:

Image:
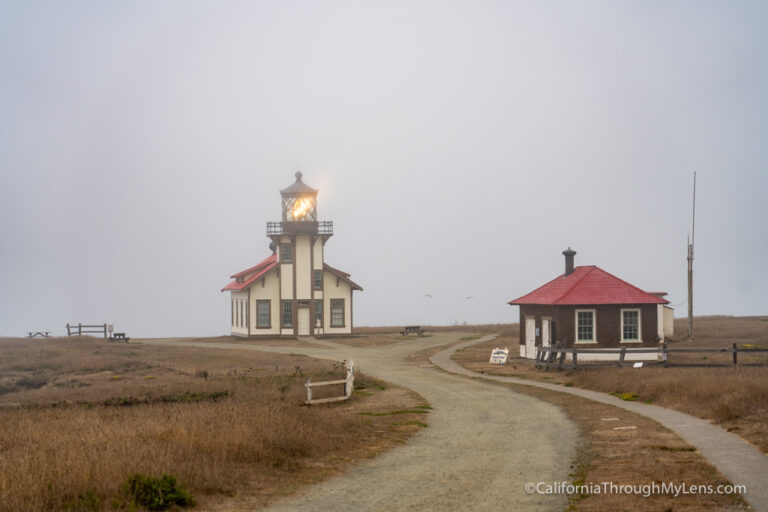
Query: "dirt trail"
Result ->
[[138, 334, 579, 511]]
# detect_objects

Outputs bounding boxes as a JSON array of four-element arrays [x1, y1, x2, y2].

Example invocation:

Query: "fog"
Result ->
[[1, 1, 767, 337]]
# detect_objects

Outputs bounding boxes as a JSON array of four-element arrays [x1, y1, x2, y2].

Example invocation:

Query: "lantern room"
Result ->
[[267, 172, 333, 238], [281, 171, 318, 222]]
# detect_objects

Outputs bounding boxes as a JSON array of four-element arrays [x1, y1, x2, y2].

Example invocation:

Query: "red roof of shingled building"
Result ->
[[221, 255, 363, 292], [508, 266, 669, 305]]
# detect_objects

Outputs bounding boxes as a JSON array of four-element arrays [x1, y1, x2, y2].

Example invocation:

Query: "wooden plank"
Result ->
[[306, 378, 348, 387], [306, 396, 349, 405], [666, 348, 738, 353], [733, 343, 738, 365]]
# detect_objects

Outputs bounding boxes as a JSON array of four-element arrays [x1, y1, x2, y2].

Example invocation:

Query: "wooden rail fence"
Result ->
[[535, 342, 768, 370], [305, 360, 355, 405], [66, 323, 108, 339]]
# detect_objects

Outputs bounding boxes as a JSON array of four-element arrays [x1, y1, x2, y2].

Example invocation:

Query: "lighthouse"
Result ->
[[222, 172, 362, 337]]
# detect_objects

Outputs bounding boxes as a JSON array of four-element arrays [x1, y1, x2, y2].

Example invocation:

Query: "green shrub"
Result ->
[[123, 473, 195, 510], [611, 391, 639, 401]]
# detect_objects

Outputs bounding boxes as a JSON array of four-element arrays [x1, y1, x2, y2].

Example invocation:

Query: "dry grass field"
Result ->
[[0, 336, 428, 511], [452, 315, 768, 454]]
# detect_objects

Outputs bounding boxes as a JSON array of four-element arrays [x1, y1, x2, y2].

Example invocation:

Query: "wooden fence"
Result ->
[[305, 360, 355, 405], [66, 323, 108, 339], [535, 342, 768, 370]]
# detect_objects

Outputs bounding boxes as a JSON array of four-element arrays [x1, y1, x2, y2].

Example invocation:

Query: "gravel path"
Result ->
[[138, 334, 579, 511], [432, 336, 768, 512]]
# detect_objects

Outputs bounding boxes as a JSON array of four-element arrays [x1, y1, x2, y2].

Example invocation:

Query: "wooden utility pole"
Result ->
[[687, 172, 696, 339]]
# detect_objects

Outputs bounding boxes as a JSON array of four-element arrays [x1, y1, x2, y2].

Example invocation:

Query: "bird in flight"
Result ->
[[465, 296, 474, 300], [424, 294, 432, 299]]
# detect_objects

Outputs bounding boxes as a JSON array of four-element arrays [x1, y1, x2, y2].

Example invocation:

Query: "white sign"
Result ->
[[489, 348, 509, 365], [633, 362, 644, 368]]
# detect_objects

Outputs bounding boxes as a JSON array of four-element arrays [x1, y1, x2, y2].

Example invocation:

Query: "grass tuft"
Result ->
[[123, 473, 195, 510]]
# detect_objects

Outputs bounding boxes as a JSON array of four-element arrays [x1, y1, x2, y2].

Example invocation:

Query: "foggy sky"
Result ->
[[1, 1, 767, 337]]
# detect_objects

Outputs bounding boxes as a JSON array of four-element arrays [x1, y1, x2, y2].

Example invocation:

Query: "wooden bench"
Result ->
[[109, 332, 130, 342], [401, 326, 425, 337], [27, 331, 50, 338]]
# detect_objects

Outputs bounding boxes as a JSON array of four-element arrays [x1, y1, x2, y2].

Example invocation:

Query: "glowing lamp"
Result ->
[[280, 171, 318, 224]]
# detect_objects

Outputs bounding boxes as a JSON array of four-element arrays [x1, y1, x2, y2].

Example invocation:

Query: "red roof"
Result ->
[[221, 255, 362, 292], [221, 254, 277, 292], [508, 266, 669, 306]]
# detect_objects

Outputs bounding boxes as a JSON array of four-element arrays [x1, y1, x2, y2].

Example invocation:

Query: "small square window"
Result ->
[[280, 244, 292, 263]]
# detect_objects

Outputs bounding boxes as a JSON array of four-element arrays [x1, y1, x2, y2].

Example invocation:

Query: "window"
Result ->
[[280, 244, 292, 263], [314, 270, 323, 290], [241, 299, 247, 328], [621, 309, 641, 342], [257, 300, 271, 328], [282, 300, 293, 327], [315, 300, 323, 327], [576, 309, 596, 342], [330, 299, 344, 327], [231, 300, 235, 326]]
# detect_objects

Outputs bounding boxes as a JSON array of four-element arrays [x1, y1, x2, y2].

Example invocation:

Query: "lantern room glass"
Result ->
[[282, 196, 317, 222]]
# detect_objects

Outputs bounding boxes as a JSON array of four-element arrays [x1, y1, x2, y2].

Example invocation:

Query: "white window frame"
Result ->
[[620, 308, 642, 343], [575, 309, 597, 344]]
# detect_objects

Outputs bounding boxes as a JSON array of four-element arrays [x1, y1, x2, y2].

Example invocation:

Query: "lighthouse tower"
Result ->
[[222, 173, 362, 337]]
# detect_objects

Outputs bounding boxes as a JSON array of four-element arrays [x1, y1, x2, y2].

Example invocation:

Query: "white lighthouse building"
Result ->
[[222, 172, 362, 337]]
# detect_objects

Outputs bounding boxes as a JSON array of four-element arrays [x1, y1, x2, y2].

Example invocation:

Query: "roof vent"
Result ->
[[563, 247, 576, 276]]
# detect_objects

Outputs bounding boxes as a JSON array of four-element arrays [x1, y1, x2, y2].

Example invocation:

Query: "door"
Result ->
[[542, 319, 551, 349], [525, 317, 536, 359], [298, 306, 310, 336]]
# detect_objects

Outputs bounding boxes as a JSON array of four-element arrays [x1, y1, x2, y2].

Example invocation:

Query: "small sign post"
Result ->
[[489, 348, 509, 365]]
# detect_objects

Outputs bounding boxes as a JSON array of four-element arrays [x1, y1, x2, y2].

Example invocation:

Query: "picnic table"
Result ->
[[109, 332, 130, 342], [27, 331, 50, 338], [401, 326, 425, 337]]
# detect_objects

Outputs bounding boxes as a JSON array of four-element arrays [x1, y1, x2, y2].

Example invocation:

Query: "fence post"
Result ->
[[66, 323, 70, 336], [103, 323, 107, 339], [558, 345, 566, 370], [618, 347, 626, 368], [78, 323, 82, 336], [733, 343, 738, 366], [306, 378, 312, 403], [662, 342, 669, 367], [544, 344, 553, 371], [572, 347, 578, 368], [345, 360, 354, 397]]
